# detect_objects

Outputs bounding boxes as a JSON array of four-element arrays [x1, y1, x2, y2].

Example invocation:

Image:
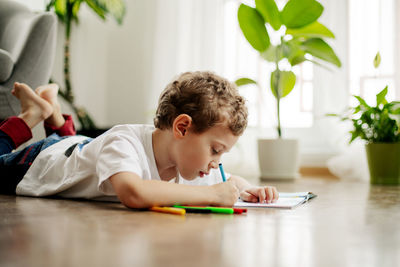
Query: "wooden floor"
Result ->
[[1, 177, 399, 267]]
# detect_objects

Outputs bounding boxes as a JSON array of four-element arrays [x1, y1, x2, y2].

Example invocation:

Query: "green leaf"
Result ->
[[235, 78, 258, 86], [281, 0, 323, 29], [96, 0, 126, 24], [46, 0, 56, 12], [291, 55, 307, 65], [350, 129, 360, 143], [286, 21, 335, 38], [255, 0, 282, 30], [388, 113, 400, 129], [376, 86, 388, 106], [282, 39, 306, 66], [353, 95, 370, 109], [353, 105, 361, 114], [388, 102, 400, 114], [260, 45, 284, 62], [270, 70, 296, 98], [373, 52, 381, 69], [54, 0, 67, 22], [238, 4, 270, 52], [72, 0, 82, 22], [301, 38, 341, 67], [84, 0, 106, 20]]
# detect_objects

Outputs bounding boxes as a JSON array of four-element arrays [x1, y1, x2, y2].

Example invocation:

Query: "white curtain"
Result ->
[[149, 0, 231, 112]]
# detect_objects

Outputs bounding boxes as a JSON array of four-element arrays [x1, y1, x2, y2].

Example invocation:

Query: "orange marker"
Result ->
[[150, 206, 186, 215]]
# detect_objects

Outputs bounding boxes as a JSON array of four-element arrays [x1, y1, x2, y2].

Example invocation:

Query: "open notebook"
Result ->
[[234, 192, 317, 209]]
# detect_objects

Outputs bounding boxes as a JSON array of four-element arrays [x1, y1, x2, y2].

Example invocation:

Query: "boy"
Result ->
[[0, 72, 278, 208]]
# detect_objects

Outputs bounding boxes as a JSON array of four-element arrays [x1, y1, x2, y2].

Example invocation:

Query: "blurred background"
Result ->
[[16, 0, 399, 178]]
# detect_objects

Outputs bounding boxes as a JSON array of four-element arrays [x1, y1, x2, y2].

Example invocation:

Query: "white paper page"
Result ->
[[234, 192, 313, 209], [279, 192, 310, 198]]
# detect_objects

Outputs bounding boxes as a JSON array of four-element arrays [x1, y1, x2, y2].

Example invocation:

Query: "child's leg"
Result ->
[[0, 82, 53, 154], [35, 84, 76, 137], [0, 134, 69, 195], [0, 82, 53, 194]]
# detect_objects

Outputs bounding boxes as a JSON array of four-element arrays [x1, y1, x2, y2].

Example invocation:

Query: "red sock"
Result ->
[[0, 116, 32, 148]]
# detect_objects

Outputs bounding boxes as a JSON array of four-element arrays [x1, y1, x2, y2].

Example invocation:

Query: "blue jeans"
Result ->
[[0, 133, 70, 194]]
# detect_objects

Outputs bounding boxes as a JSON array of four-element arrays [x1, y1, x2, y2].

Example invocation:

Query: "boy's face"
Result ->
[[174, 123, 239, 180]]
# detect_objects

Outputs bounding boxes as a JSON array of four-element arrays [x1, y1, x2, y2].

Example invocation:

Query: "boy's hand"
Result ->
[[240, 186, 279, 203], [212, 180, 240, 206]]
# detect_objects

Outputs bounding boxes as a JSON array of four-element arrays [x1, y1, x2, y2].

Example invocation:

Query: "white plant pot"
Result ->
[[258, 138, 300, 180]]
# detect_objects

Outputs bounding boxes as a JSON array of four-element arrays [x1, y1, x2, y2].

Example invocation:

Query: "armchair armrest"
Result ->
[[0, 48, 13, 82]]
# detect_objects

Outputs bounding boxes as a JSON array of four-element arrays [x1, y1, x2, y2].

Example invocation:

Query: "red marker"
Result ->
[[232, 208, 247, 214]]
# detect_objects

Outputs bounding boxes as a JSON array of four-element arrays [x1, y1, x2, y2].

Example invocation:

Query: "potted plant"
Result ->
[[329, 53, 400, 185], [235, 0, 341, 179], [46, 0, 126, 136]]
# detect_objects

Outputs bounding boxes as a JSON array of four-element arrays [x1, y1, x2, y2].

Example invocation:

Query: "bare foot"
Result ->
[[12, 82, 53, 129], [35, 83, 65, 128]]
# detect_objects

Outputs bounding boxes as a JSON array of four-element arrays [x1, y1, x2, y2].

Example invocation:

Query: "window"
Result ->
[[349, 0, 396, 106], [219, 0, 398, 168]]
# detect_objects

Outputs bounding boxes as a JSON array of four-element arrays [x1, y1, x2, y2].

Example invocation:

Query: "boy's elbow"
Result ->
[[121, 189, 151, 209], [110, 172, 152, 209]]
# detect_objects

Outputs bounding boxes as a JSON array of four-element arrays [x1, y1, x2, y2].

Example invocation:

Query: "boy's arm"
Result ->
[[109, 172, 239, 209], [230, 175, 279, 203]]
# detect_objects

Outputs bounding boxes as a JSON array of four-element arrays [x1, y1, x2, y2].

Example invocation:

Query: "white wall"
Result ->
[[13, 0, 46, 11], [106, 1, 158, 126], [54, 0, 229, 128], [44, 1, 160, 128], [51, 7, 107, 127]]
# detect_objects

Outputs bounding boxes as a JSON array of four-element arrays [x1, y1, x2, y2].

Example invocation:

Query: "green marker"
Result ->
[[173, 205, 234, 214]]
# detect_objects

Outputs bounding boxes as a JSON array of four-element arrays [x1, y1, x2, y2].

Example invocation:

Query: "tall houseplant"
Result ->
[[329, 53, 400, 185], [235, 0, 341, 179], [46, 0, 126, 131]]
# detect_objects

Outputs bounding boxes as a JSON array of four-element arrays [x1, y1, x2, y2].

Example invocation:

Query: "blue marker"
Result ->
[[219, 163, 227, 182]]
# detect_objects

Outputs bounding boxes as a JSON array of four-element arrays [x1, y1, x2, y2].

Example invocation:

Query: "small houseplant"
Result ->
[[235, 0, 341, 179], [329, 53, 400, 185], [46, 0, 126, 133]]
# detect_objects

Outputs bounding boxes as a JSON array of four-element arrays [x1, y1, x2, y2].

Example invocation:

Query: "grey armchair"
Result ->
[[0, 0, 57, 120]]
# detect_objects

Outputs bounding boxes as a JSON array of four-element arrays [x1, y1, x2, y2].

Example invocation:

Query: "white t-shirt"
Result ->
[[16, 124, 225, 201]]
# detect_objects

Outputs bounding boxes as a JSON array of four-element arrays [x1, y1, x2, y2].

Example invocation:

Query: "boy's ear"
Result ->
[[172, 114, 192, 139]]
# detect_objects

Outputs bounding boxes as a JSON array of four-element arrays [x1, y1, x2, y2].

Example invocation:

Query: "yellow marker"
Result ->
[[150, 206, 186, 215]]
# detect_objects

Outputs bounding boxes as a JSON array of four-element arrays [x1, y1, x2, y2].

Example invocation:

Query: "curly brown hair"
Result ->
[[154, 71, 248, 136]]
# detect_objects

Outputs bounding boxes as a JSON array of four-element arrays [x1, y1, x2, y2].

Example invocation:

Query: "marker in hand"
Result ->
[[219, 163, 227, 182]]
